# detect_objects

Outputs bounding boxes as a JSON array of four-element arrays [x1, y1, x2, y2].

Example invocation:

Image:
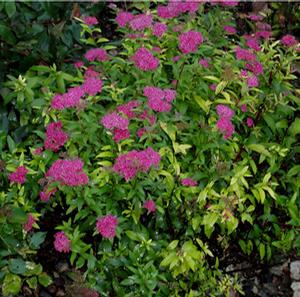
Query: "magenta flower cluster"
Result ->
[[144, 200, 156, 213], [157, 2, 200, 19], [24, 214, 35, 232], [144, 86, 176, 112], [179, 31, 203, 54], [216, 105, 235, 140], [96, 214, 118, 238], [132, 47, 159, 71], [44, 121, 68, 152], [54, 231, 71, 253], [46, 159, 89, 186], [113, 148, 161, 181], [9, 166, 28, 184], [181, 178, 198, 187], [85, 48, 108, 62]]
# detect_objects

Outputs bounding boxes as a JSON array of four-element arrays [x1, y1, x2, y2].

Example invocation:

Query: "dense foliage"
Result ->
[[0, 1, 300, 296]]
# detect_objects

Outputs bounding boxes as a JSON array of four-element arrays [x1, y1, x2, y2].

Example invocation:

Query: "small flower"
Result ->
[[246, 36, 261, 51], [255, 30, 271, 39], [33, 147, 44, 155], [152, 22, 167, 37], [116, 11, 134, 27], [216, 105, 235, 119], [240, 104, 247, 113], [216, 117, 235, 139], [46, 159, 89, 187], [85, 48, 108, 62], [235, 47, 256, 61], [9, 166, 28, 184], [281, 34, 298, 47], [223, 25, 236, 34], [129, 13, 153, 31], [143, 200, 156, 213], [240, 70, 248, 78], [247, 75, 259, 88], [24, 214, 35, 232], [247, 14, 263, 22], [210, 84, 217, 91], [54, 231, 71, 253], [245, 61, 264, 75], [144, 86, 176, 112], [40, 187, 57, 202], [113, 148, 160, 181], [113, 128, 130, 143], [199, 59, 209, 68], [82, 16, 98, 26], [179, 30, 203, 54], [181, 178, 198, 187], [73, 61, 84, 69], [96, 215, 118, 238], [44, 122, 68, 152], [101, 112, 129, 131], [82, 77, 103, 96], [247, 117, 254, 127], [132, 47, 159, 71], [51, 86, 84, 110]]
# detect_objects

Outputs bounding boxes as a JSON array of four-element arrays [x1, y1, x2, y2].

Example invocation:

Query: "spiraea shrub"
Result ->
[[1, 1, 300, 296]]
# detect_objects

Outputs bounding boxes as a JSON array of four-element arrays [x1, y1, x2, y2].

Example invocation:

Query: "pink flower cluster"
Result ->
[[199, 59, 209, 68], [85, 48, 108, 62], [24, 214, 35, 232], [247, 14, 264, 22], [216, 105, 235, 139], [51, 86, 84, 110], [82, 16, 98, 26], [115, 11, 134, 27], [9, 166, 28, 184], [179, 31, 203, 54], [44, 122, 68, 152], [101, 111, 129, 137], [224, 25, 236, 34], [245, 36, 261, 52], [247, 75, 259, 88], [46, 159, 89, 186], [245, 60, 264, 75], [101, 100, 142, 143], [152, 22, 167, 37], [40, 187, 57, 202], [113, 148, 160, 181], [144, 86, 176, 112], [132, 47, 159, 71], [281, 34, 298, 47], [144, 200, 156, 213], [181, 178, 198, 187], [96, 214, 118, 238], [157, 2, 200, 19], [235, 47, 256, 61], [82, 77, 103, 96], [54, 231, 71, 253], [129, 13, 153, 31]]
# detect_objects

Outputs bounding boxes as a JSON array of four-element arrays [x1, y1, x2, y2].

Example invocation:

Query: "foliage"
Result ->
[[1, 1, 300, 296]]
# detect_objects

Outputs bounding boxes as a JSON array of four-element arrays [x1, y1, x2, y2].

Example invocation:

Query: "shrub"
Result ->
[[1, 1, 300, 296]]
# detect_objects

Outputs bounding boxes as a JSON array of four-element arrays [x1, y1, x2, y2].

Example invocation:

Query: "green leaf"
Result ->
[[259, 243, 265, 259], [8, 258, 26, 275], [125, 230, 140, 242], [168, 240, 179, 250], [38, 273, 53, 287], [26, 277, 38, 289], [289, 118, 300, 136], [160, 252, 177, 267], [246, 144, 271, 157], [287, 165, 300, 178], [5, 1, 16, 18], [29, 232, 47, 249], [0, 24, 16, 45], [2, 273, 22, 297], [7, 135, 15, 152]]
